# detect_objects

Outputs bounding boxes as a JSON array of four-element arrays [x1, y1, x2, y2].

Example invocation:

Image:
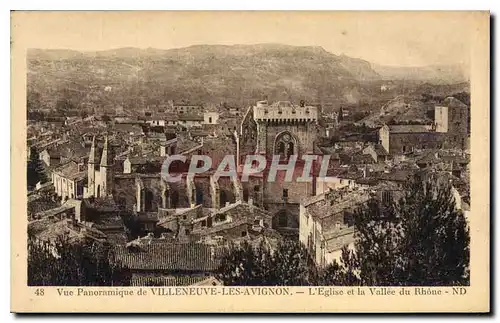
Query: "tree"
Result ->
[[271, 238, 318, 286], [28, 235, 131, 286], [27, 147, 47, 190], [216, 240, 265, 286], [326, 174, 470, 286], [216, 238, 317, 286]]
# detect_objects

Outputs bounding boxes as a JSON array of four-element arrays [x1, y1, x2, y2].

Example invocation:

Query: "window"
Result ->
[[382, 191, 393, 205], [282, 189, 288, 199], [254, 185, 260, 192], [208, 117, 212, 123], [215, 214, 227, 222], [201, 220, 207, 227], [241, 231, 247, 237], [182, 215, 187, 220]]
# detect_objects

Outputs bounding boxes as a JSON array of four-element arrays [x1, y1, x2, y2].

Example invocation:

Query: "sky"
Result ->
[[12, 11, 477, 67]]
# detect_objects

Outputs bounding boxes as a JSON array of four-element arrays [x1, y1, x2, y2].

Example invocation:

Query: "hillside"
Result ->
[[27, 44, 382, 112], [371, 63, 469, 84], [27, 44, 468, 115]]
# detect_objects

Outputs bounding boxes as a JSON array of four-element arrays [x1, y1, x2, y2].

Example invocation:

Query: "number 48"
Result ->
[[34, 288, 44, 296]]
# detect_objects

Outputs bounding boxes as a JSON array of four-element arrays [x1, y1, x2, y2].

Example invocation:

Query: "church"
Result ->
[[81, 100, 325, 236]]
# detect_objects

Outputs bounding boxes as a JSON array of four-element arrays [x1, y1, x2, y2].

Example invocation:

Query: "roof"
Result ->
[[377, 169, 414, 182], [389, 125, 432, 133], [53, 161, 86, 181], [113, 242, 220, 272], [305, 189, 370, 220], [442, 96, 468, 108], [114, 124, 144, 135], [179, 114, 204, 121], [130, 274, 208, 286], [373, 144, 389, 156], [83, 197, 120, 212]]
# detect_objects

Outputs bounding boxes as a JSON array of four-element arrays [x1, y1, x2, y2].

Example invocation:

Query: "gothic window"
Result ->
[[286, 142, 294, 159], [275, 132, 296, 158], [382, 190, 393, 205], [144, 189, 154, 212], [278, 142, 285, 155], [196, 187, 203, 205], [278, 211, 287, 227], [220, 190, 228, 207], [243, 188, 249, 202], [171, 191, 179, 209]]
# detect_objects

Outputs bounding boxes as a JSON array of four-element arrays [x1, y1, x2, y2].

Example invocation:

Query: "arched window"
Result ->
[[144, 189, 154, 212], [277, 142, 285, 155], [274, 132, 296, 158], [195, 187, 203, 205], [286, 142, 294, 159], [96, 185, 101, 197], [278, 211, 287, 227], [170, 191, 179, 209], [220, 190, 227, 207]]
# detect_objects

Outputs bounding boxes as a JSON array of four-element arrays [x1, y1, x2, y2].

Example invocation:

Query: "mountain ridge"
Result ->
[[27, 44, 468, 111]]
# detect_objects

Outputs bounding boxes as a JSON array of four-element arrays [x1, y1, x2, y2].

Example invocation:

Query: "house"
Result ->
[[123, 156, 163, 174], [362, 143, 389, 163], [378, 124, 446, 155], [111, 241, 220, 286], [203, 112, 219, 125], [178, 114, 204, 128], [51, 160, 87, 201], [189, 200, 274, 242], [80, 197, 128, 245], [299, 187, 370, 267]]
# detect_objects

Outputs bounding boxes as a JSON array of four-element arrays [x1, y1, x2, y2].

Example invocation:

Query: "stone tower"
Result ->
[[87, 136, 97, 197], [253, 100, 319, 159], [252, 100, 320, 231], [99, 136, 114, 198]]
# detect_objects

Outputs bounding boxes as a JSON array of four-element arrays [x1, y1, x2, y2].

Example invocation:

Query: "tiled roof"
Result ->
[[389, 125, 432, 133], [377, 169, 414, 182], [83, 197, 120, 212], [373, 144, 389, 156], [113, 242, 220, 272], [130, 274, 208, 286], [305, 189, 370, 220]]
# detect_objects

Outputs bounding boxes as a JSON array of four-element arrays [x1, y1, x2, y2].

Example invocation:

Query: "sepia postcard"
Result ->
[[11, 11, 490, 313]]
